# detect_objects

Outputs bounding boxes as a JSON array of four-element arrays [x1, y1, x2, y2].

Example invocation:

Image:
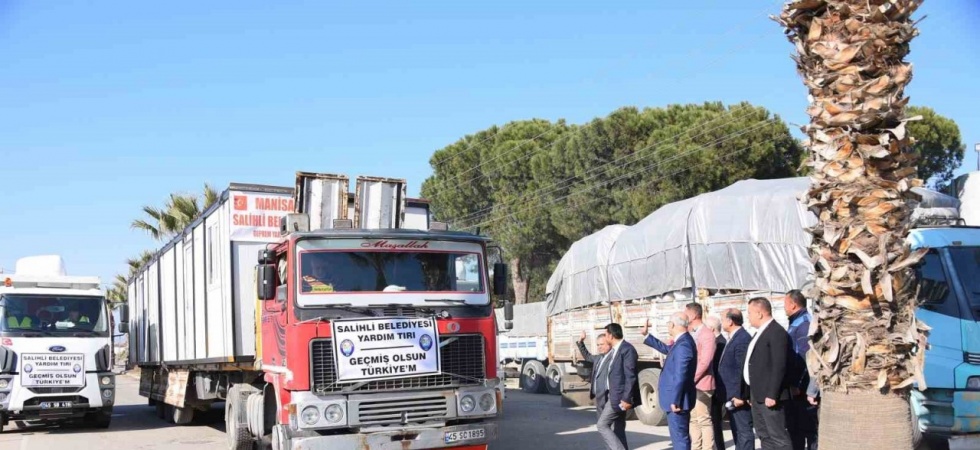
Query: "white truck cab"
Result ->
[[0, 255, 116, 431]]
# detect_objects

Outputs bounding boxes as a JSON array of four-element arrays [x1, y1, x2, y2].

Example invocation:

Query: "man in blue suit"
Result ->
[[594, 323, 642, 450], [717, 308, 755, 450], [640, 313, 697, 450]]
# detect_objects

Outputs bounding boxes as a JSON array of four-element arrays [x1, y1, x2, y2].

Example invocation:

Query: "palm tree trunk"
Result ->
[[776, 1, 927, 449]]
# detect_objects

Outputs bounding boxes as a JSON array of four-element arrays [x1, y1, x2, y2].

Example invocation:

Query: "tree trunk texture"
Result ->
[[776, 1, 928, 449], [510, 257, 530, 304]]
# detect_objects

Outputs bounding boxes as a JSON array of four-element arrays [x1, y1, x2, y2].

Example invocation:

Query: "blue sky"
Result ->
[[1, 0, 978, 289]]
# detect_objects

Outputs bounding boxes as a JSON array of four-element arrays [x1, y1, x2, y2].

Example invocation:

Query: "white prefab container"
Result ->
[[129, 182, 435, 367], [129, 183, 295, 366]]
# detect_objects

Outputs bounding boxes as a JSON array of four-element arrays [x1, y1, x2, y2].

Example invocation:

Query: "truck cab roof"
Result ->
[[908, 226, 980, 250], [289, 228, 492, 243]]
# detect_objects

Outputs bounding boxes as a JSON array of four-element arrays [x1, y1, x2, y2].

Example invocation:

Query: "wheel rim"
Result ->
[[639, 383, 657, 414], [550, 369, 560, 385]]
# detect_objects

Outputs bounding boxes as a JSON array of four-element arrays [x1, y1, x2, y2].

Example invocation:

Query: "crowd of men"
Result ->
[[575, 291, 818, 450]]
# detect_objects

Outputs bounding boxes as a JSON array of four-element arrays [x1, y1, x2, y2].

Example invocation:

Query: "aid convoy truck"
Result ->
[[126, 172, 506, 450], [0, 255, 117, 431]]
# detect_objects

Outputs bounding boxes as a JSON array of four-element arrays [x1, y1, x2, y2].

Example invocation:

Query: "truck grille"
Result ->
[[28, 387, 83, 394], [966, 352, 980, 365], [350, 393, 450, 426], [310, 334, 485, 393]]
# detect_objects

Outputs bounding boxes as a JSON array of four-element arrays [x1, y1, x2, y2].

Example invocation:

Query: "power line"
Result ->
[[453, 114, 778, 226], [465, 139, 768, 232]]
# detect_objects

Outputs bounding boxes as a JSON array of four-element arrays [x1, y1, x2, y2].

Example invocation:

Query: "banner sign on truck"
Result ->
[[332, 317, 441, 382], [20, 353, 85, 387], [229, 191, 295, 242]]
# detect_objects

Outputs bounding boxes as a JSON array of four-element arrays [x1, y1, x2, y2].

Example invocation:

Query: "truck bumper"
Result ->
[[0, 372, 114, 420], [290, 422, 498, 450]]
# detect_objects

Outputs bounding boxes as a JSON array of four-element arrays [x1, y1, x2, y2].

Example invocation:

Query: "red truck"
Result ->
[[127, 172, 507, 450]]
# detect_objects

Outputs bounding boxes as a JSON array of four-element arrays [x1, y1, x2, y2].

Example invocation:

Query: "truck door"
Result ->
[[916, 250, 963, 389]]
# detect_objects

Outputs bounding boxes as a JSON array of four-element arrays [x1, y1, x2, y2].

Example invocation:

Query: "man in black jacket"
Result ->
[[717, 309, 755, 450], [577, 331, 612, 401], [743, 297, 793, 450]]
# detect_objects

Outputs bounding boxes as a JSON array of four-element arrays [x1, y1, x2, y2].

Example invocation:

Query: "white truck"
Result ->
[[0, 255, 118, 431]]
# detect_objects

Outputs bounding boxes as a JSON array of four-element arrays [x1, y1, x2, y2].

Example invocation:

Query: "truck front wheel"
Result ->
[[226, 384, 256, 450], [634, 369, 666, 426], [85, 407, 113, 429]]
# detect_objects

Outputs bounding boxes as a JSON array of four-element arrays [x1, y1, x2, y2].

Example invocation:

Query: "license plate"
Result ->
[[39, 401, 73, 409], [445, 428, 485, 444]]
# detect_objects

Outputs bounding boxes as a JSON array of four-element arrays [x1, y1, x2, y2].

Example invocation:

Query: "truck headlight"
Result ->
[[460, 395, 476, 413], [967, 376, 980, 390], [101, 376, 112, 386], [0, 379, 8, 389], [325, 404, 344, 423], [301, 406, 320, 425], [479, 393, 494, 412]]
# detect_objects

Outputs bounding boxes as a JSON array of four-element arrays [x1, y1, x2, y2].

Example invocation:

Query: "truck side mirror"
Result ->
[[492, 262, 507, 297], [504, 301, 514, 330], [118, 304, 129, 323], [257, 264, 277, 301]]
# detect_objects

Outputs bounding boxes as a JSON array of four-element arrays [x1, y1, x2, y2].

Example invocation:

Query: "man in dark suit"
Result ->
[[784, 290, 817, 450], [744, 297, 793, 450], [717, 308, 755, 450], [594, 323, 641, 450], [577, 331, 612, 402], [640, 313, 697, 450], [703, 316, 727, 450]]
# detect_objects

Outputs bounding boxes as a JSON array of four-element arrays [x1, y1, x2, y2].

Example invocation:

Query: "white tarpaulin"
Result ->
[[686, 178, 816, 294], [950, 172, 979, 225], [546, 177, 959, 316], [545, 225, 626, 316]]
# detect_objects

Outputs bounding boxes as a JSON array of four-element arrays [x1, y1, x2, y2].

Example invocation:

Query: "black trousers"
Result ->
[[752, 401, 792, 450], [710, 395, 725, 450], [786, 396, 818, 450], [729, 406, 755, 450]]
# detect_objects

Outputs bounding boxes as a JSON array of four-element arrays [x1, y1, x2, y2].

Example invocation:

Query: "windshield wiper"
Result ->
[[297, 304, 375, 324], [424, 299, 467, 304]]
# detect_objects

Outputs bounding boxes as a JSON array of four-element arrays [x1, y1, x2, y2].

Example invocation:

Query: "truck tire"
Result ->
[[85, 407, 113, 429], [271, 424, 289, 450], [545, 364, 563, 395], [521, 360, 547, 394], [247, 394, 266, 438], [634, 368, 666, 427], [173, 405, 195, 425], [226, 385, 255, 450]]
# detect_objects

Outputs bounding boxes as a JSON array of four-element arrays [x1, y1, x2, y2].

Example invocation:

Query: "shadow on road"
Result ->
[[499, 388, 670, 449], [7, 403, 226, 435]]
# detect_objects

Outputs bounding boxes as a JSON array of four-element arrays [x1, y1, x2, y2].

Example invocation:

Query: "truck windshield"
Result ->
[[299, 250, 484, 294], [0, 294, 108, 335], [949, 247, 980, 320]]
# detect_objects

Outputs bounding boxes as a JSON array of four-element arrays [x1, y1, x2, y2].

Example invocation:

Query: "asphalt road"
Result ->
[[0, 375, 738, 450]]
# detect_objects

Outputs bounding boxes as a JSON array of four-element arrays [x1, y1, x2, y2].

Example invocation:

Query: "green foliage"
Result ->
[[423, 102, 804, 303], [907, 106, 965, 190]]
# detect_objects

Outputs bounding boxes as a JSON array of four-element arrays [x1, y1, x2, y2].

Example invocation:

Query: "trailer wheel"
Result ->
[[247, 394, 266, 438], [634, 368, 666, 426], [521, 360, 547, 394], [173, 405, 195, 425], [545, 364, 563, 395], [226, 385, 255, 450]]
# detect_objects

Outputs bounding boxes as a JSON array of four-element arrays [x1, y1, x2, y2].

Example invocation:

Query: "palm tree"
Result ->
[[131, 183, 220, 241], [777, 1, 925, 449]]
